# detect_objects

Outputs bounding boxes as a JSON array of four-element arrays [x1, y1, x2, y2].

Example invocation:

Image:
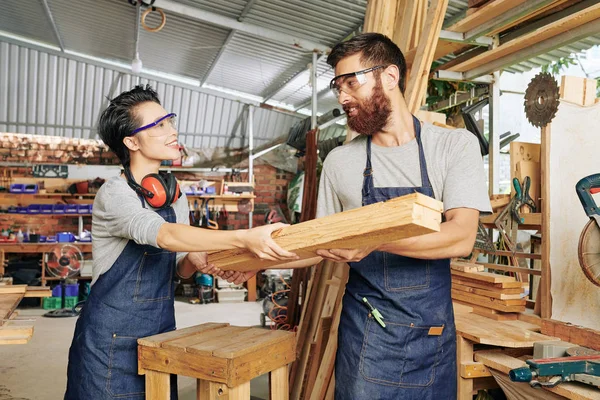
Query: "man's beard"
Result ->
[[343, 79, 392, 136]]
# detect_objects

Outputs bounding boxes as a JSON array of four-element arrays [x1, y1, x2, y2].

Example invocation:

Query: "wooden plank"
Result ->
[[451, 290, 526, 313], [501, 319, 542, 332], [478, 262, 542, 276], [394, 0, 419, 52], [452, 276, 526, 291], [469, 305, 519, 321], [518, 309, 542, 326], [479, 212, 542, 230], [448, 0, 528, 33], [541, 319, 600, 351], [452, 283, 523, 300], [213, 329, 292, 358], [482, 250, 542, 260], [145, 370, 170, 400], [560, 75, 599, 106], [451, 269, 520, 284], [475, 350, 600, 400], [486, 0, 573, 37], [23, 287, 52, 298], [137, 323, 229, 348], [182, 327, 252, 355], [460, 361, 491, 378], [540, 124, 552, 319], [405, 0, 449, 114], [455, 312, 557, 347], [138, 345, 229, 382], [449, 3, 600, 72], [209, 193, 442, 271], [0, 294, 23, 326], [451, 261, 484, 273], [269, 366, 289, 400], [228, 335, 295, 387], [0, 320, 34, 338], [584, 77, 597, 106], [456, 335, 474, 400], [0, 285, 27, 294]]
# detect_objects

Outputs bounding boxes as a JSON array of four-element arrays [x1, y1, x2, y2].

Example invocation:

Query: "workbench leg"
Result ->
[[247, 275, 256, 302], [197, 380, 250, 400], [457, 335, 474, 400], [269, 365, 289, 400], [145, 370, 170, 400]]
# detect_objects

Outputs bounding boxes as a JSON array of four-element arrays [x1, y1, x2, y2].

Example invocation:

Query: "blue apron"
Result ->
[[65, 197, 178, 400], [335, 116, 457, 400]]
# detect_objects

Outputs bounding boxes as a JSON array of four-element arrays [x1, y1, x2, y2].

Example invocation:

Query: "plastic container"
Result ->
[[46, 235, 57, 243], [52, 204, 66, 214], [17, 206, 27, 214], [57, 232, 75, 243], [52, 284, 79, 298], [77, 204, 91, 214], [42, 296, 79, 310], [40, 205, 53, 214], [9, 183, 24, 193], [26, 204, 41, 214], [7, 206, 18, 214], [65, 204, 78, 214], [216, 288, 247, 303], [23, 184, 38, 194]]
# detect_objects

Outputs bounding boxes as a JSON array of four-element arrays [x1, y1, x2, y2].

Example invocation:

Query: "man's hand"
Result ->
[[218, 270, 259, 285], [187, 252, 221, 275], [316, 245, 378, 263]]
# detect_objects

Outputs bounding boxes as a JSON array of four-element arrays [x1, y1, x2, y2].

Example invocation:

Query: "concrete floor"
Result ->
[[0, 300, 270, 400]]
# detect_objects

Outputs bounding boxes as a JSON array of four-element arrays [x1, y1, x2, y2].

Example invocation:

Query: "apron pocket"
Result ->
[[384, 253, 430, 291], [134, 251, 173, 303], [106, 334, 145, 398], [359, 316, 442, 387]]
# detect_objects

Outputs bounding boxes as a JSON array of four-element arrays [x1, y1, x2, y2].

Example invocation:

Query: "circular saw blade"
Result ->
[[578, 219, 600, 287], [524, 72, 560, 128]]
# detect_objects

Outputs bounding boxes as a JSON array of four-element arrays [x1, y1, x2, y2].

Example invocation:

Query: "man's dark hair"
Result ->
[[97, 84, 161, 166], [327, 33, 407, 94]]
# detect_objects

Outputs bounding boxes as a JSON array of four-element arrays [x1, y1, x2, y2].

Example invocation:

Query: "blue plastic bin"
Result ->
[[9, 184, 24, 193], [23, 184, 38, 194], [52, 204, 66, 214], [26, 204, 41, 214], [40, 205, 53, 214], [65, 204, 78, 214]]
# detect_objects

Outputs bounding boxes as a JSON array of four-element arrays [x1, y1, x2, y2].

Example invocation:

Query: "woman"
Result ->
[[65, 85, 297, 399]]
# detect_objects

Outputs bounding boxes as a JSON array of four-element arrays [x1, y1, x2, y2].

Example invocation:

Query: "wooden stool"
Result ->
[[138, 323, 296, 399]]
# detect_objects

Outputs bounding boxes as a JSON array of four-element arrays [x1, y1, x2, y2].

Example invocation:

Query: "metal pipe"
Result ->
[[311, 51, 318, 130], [248, 105, 254, 229], [41, 0, 65, 52]]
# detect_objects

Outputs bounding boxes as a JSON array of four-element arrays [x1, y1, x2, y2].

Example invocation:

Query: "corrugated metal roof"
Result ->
[[242, 0, 366, 45], [0, 41, 301, 148], [0, 0, 60, 47], [47, 0, 136, 62], [205, 31, 309, 95], [174, 0, 247, 19]]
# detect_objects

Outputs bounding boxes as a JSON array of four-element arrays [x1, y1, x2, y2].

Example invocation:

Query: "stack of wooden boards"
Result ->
[[451, 261, 527, 320], [209, 192, 443, 271], [289, 261, 348, 400], [0, 283, 50, 345]]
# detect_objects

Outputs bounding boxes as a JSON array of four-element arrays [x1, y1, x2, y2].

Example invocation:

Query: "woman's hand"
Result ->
[[187, 252, 221, 275], [238, 223, 299, 261]]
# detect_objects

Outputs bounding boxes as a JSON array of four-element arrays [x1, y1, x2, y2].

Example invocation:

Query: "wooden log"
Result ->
[[209, 193, 442, 271]]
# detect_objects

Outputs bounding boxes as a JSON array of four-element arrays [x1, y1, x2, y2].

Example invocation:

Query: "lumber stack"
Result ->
[[0, 283, 43, 345], [451, 263, 527, 320], [289, 261, 348, 400], [209, 193, 443, 272]]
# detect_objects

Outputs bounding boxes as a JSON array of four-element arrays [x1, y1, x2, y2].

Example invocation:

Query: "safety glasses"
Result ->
[[329, 65, 386, 97], [130, 113, 177, 137]]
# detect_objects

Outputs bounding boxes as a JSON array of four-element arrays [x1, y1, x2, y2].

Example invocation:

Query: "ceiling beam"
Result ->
[[294, 87, 331, 111], [155, 0, 330, 53], [200, 29, 236, 85], [260, 53, 327, 103], [449, 3, 600, 73], [41, 0, 65, 52], [464, 17, 600, 79], [238, 0, 258, 22]]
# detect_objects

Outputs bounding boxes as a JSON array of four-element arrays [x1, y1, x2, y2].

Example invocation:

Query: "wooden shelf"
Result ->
[[45, 276, 92, 281], [186, 194, 255, 199], [0, 192, 96, 197], [480, 212, 541, 230], [0, 243, 93, 253], [1, 213, 92, 217]]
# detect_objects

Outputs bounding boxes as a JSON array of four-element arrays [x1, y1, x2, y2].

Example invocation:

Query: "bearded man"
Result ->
[[314, 33, 491, 399]]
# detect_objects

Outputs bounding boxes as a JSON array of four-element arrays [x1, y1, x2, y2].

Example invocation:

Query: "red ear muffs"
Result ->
[[125, 167, 181, 209], [141, 174, 169, 209]]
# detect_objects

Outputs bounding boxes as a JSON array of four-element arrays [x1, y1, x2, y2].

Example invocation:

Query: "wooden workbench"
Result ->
[[453, 305, 600, 399]]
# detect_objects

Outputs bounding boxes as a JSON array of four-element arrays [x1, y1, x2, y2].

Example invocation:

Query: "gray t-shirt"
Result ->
[[317, 122, 492, 218], [91, 175, 189, 285]]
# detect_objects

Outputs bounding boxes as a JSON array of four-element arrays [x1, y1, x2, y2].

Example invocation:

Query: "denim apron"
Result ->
[[335, 116, 457, 400], [65, 197, 178, 400]]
